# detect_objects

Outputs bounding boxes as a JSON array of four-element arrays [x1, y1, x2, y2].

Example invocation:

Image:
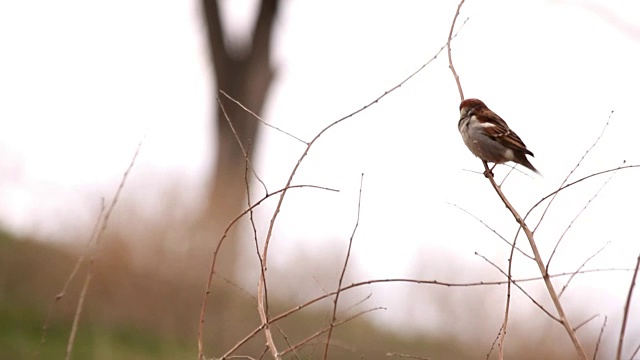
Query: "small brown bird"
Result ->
[[458, 98, 540, 175]]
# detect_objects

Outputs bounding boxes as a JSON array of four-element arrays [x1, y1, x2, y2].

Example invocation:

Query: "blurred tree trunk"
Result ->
[[199, 1, 278, 276], [197, 0, 280, 348]]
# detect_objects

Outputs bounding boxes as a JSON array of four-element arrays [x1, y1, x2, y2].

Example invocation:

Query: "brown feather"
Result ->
[[459, 98, 540, 174]]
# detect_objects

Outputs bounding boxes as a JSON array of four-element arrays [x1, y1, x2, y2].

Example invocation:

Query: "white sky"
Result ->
[[1, 0, 640, 353]]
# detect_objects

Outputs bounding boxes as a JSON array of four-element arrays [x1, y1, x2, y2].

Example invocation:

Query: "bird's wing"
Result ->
[[478, 113, 534, 157]]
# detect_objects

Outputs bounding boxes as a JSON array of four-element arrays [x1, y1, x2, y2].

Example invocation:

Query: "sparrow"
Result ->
[[458, 98, 540, 175]]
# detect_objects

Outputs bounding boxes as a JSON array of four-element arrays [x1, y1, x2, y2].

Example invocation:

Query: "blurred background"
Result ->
[[1, 0, 640, 359]]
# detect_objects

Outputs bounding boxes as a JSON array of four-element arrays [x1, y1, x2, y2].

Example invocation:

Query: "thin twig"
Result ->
[[244, 142, 265, 294], [341, 293, 373, 314], [527, 164, 640, 220], [496, 254, 512, 360], [219, 326, 265, 360], [279, 307, 384, 356], [223, 267, 632, 357], [616, 254, 640, 360], [559, 241, 611, 298], [258, 346, 270, 360], [66, 273, 92, 360], [218, 91, 322, 360], [268, 268, 630, 326], [322, 174, 364, 360], [532, 111, 614, 234], [197, 184, 338, 359], [475, 252, 559, 322], [65, 139, 144, 360], [496, 195, 526, 360], [547, 163, 620, 271], [220, 89, 308, 145], [38, 200, 105, 355], [447, 202, 533, 260], [240, 138, 278, 359], [217, 97, 269, 196], [225, 349, 267, 360], [573, 314, 599, 332], [257, 277, 279, 360], [481, 161, 588, 359], [219, 276, 257, 302], [498, 163, 529, 187], [486, 325, 501, 360], [274, 324, 300, 360], [629, 341, 640, 360], [447, 0, 466, 100], [592, 316, 607, 360]]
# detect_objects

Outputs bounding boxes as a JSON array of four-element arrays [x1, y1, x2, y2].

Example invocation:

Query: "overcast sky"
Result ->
[[1, 0, 639, 352]]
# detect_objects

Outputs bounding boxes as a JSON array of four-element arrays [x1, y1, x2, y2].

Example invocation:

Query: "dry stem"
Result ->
[[322, 174, 364, 360], [201, 28, 470, 359], [446, 0, 466, 100], [547, 161, 620, 271], [481, 162, 589, 359], [38, 200, 104, 356], [592, 316, 607, 360], [532, 111, 614, 234], [65, 140, 144, 360], [616, 254, 640, 360]]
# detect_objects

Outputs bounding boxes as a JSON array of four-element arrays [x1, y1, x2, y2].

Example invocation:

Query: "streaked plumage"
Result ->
[[458, 98, 540, 174]]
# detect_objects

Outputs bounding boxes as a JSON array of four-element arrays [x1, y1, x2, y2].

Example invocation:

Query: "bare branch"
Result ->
[[479, 161, 588, 359], [527, 164, 640, 220], [447, 202, 533, 260], [221, 99, 281, 359], [486, 324, 501, 360], [323, 174, 364, 360], [38, 200, 105, 353], [447, 0, 466, 100], [219, 326, 265, 360], [257, 263, 279, 359], [475, 253, 559, 322], [592, 316, 607, 360], [559, 241, 611, 298], [547, 163, 620, 271], [221, 267, 631, 358], [629, 341, 640, 360], [616, 254, 640, 360], [66, 273, 92, 360], [274, 324, 300, 360], [629, 344, 640, 360], [279, 307, 384, 356], [220, 90, 307, 145], [217, 97, 269, 195], [498, 163, 531, 186], [242, 140, 278, 358], [197, 184, 338, 359], [65, 139, 143, 360], [341, 293, 373, 314], [532, 111, 614, 234], [573, 314, 599, 332], [268, 268, 631, 326]]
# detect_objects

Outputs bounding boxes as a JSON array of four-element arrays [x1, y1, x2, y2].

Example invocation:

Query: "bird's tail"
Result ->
[[518, 154, 541, 175]]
